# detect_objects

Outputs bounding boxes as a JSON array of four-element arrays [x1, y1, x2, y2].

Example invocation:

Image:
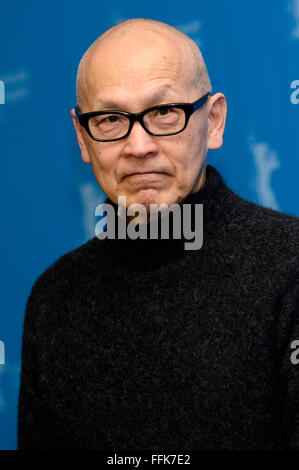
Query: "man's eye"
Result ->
[[102, 115, 120, 123], [93, 115, 120, 126], [157, 107, 171, 116]]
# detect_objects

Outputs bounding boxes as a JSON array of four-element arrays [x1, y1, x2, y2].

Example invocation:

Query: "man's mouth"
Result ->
[[126, 172, 165, 180], [126, 171, 165, 176]]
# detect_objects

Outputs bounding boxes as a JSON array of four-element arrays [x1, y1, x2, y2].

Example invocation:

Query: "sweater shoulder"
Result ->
[[225, 188, 299, 269], [28, 236, 104, 301]]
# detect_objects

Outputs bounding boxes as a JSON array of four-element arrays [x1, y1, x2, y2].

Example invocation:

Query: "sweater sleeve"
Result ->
[[18, 277, 51, 449], [277, 264, 299, 449]]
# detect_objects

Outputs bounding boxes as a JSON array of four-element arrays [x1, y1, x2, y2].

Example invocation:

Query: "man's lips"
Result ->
[[125, 171, 166, 178], [124, 172, 167, 182]]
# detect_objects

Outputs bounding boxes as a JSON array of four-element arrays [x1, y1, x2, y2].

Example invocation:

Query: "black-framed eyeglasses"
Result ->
[[74, 92, 211, 142]]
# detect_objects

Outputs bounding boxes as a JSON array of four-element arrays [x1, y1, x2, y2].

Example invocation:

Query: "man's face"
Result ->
[[72, 31, 211, 211]]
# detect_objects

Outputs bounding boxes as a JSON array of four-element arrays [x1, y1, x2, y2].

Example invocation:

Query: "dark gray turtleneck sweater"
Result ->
[[18, 164, 299, 450]]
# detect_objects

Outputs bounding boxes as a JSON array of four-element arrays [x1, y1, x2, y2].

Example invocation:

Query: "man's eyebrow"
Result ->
[[91, 86, 178, 111]]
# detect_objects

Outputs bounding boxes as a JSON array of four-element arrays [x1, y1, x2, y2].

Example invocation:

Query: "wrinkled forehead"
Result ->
[[83, 31, 194, 108]]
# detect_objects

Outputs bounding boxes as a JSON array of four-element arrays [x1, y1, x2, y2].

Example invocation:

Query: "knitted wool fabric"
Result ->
[[18, 164, 299, 449]]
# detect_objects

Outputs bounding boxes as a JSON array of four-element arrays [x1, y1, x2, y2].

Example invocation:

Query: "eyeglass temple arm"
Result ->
[[75, 106, 80, 120], [192, 92, 211, 112]]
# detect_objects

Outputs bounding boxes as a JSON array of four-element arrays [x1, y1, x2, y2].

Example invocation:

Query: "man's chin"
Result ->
[[125, 188, 168, 209]]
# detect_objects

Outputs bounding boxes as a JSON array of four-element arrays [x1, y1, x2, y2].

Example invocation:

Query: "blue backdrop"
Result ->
[[0, 0, 299, 450]]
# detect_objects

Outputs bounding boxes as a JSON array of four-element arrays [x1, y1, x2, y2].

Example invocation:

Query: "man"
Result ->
[[18, 18, 299, 450]]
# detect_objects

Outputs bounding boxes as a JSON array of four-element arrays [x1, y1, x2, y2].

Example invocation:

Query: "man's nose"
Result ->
[[122, 120, 159, 158]]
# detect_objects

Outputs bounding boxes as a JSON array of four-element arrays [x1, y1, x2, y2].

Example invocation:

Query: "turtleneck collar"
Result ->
[[100, 164, 232, 269]]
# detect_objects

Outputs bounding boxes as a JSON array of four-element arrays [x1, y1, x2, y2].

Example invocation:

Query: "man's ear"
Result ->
[[207, 93, 227, 150], [70, 108, 92, 164]]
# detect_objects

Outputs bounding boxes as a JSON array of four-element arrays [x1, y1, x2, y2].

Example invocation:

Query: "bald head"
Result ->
[[76, 18, 212, 110]]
